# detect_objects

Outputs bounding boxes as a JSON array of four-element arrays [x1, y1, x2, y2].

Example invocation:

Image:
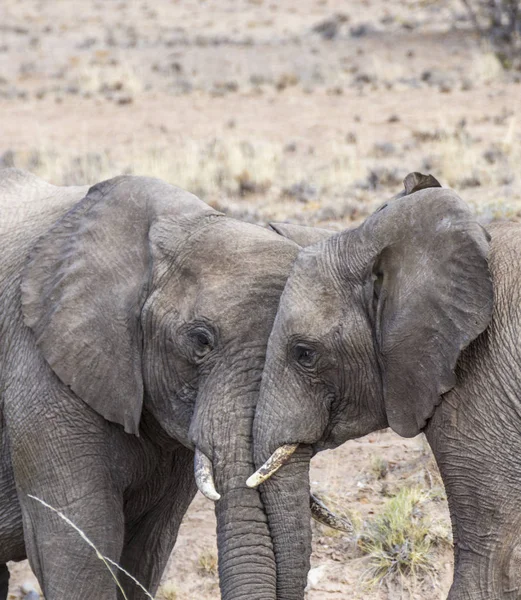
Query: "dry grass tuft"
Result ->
[[197, 549, 218, 578], [157, 582, 179, 600], [370, 455, 389, 480], [358, 486, 448, 588]]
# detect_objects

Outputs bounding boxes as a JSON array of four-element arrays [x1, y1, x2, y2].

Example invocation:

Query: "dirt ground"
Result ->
[[2, 0, 520, 598]]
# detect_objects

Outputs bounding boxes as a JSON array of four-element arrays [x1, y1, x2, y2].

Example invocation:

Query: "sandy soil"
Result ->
[[2, 0, 520, 598]]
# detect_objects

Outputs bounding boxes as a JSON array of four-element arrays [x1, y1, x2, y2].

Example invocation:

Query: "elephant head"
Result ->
[[20, 175, 300, 600], [248, 174, 494, 598]]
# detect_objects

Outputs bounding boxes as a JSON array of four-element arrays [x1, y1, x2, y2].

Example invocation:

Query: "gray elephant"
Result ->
[[0, 168, 303, 600], [248, 173, 521, 599]]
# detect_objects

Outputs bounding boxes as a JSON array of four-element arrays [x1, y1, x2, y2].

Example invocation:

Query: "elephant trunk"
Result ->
[[256, 445, 313, 599], [251, 361, 325, 599], [191, 359, 277, 600]]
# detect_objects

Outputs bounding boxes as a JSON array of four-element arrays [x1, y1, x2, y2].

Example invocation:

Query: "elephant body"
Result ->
[[251, 175, 521, 599], [427, 221, 521, 598], [0, 169, 299, 600]]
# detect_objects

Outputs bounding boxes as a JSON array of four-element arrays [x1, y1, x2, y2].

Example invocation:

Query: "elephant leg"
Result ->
[[0, 564, 9, 600], [118, 446, 197, 600], [20, 483, 125, 600]]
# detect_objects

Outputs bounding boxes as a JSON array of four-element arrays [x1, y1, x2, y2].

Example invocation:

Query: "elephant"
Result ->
[[0, 168, 304, 600], [247, 172, 521, 599]]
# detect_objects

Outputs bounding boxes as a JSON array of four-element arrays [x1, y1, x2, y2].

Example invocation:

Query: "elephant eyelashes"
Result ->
[[292, 343, 319, 369]]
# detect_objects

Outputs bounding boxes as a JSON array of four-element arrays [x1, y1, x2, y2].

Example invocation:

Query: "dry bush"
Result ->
[[197, 550, 218, 578], [358, 486, 451, 589], [157, 582, 178, 600], [370, 455, 389, 480]]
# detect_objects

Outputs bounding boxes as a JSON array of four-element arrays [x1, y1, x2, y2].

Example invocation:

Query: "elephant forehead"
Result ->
[[187, 219, 299, 279], [156, 219, 299, 328], [275, 269, 346, 338]]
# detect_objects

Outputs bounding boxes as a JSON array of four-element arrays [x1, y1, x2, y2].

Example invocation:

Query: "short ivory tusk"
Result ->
[[310, 494, 354, 534], [194, 448, 221, 501], [246, 443, 299, 488]]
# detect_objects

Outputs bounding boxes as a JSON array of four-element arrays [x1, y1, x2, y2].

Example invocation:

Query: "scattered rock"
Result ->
[[0, 149, 15, 168], [116, 95, 133, 105], [21, 581, 39, 600], [306, 564, 328, 589], [460, 175, 482, 188], [311, 13, 350, 40], [350, 23, 372, 38]]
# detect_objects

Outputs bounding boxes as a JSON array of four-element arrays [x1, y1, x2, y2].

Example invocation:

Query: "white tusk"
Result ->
[[194, 448, 221, 501], [310, 494, 354, 534], [246, 443, 299, 488]]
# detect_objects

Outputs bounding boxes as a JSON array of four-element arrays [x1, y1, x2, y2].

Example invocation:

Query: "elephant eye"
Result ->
[[190, 327, 214, 360], [292, 343, 318, 369]]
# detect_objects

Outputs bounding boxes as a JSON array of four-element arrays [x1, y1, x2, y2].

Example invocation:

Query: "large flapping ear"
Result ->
[[22, 176, 214, 434], [269, 222, 336, 247], [361, 187, 493, 437]]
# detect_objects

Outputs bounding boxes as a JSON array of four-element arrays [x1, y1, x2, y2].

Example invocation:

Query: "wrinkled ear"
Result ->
[[269, 222, 336, 247], [22, 176, 213, 434], [364, 188, 493, 437]]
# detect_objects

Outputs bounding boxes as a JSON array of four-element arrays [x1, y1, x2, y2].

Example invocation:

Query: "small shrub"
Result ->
[[370, 455, 389, 480], [157, 583, 178, 600], [358, 487, 435, 587], [198, 550, 218, 577]]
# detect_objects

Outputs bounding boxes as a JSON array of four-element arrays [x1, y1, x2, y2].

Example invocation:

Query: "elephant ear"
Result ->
[[386, 172, 442, 204], [363, 188, 493, 437], [403, 172, 441, 195], [269, 222, 336, 247], [22, 176, 213, 434]]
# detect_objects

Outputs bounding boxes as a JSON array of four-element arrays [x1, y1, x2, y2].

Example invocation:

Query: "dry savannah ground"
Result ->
[[1, 0, 521, 598]]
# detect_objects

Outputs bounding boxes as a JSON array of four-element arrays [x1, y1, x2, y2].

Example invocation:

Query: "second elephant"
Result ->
[[250, 174, 521, 600]]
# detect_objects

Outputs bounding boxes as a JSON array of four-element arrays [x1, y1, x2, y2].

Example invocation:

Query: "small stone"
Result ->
[[306, 564, 328, 589], [116, 95, 133, 105], [21, 581, 35, 594]]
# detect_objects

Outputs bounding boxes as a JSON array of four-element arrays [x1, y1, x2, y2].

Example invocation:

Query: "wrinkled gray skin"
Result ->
[[0, 169, 299, 600], [255, 177, 521, 599]]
